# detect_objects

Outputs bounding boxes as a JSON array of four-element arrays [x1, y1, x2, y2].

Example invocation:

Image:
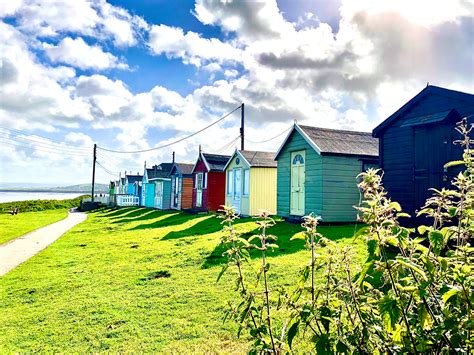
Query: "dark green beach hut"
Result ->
[[274, 124, 378, 222]]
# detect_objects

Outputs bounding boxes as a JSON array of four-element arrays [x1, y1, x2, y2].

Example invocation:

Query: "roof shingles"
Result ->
[[298, 125, 379, 157], [202, 153, 230, 171], [240, 150, 277, 167]]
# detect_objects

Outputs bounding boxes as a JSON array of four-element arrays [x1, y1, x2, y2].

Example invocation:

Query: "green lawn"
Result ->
[[0, 207, 366, 352], [0, 209, 69, 245]]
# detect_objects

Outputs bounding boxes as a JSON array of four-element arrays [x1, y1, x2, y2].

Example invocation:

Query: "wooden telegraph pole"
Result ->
[[240, 103, 245, 150], [91, 143, 97, 203]]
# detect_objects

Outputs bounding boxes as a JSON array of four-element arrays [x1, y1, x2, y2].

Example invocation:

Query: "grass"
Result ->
[[0, 207, 367, 352], [0, 209, 69, 245], [0, 196, 86, 213]]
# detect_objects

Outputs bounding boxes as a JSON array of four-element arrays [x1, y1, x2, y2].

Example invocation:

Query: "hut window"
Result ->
[[227, 170, 233, 195], [204, 172, 208, 189], [292, 154, 304, 165], [243, 169, 250, 195]]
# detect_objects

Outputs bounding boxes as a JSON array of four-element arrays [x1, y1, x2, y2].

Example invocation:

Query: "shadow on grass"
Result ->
[[98, 207, 137, 218], [202, 221, 363, 269], [161, 214, 250, 241], [128, 211, 197, 231], [110, 209, 172, 224]]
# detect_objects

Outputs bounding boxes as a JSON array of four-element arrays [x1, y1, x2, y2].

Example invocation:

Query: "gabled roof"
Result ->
[[192, 152, 230, 173], [225, 150, 277, 170], [275, 124, 378, 159], [147, 163, 173, 180], [170, 162, 194, 176], [373, 85, 474, 137], [125, 174, 142, 183]]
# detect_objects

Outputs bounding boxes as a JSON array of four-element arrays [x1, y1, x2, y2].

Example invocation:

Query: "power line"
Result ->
[[0, 126, 91, 152], [0, 133, 91, 155], [246, 126, 292, 144], [97, 104, 243, 154], [215, 135, 241, 153], [96, 160, 119, 176], [0, 137, 91, 156]]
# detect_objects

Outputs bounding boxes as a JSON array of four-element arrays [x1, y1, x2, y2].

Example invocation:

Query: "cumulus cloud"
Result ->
[[0, 0, 473, 184], [1, 0, 147, 47], [0, 22, 92, 131], [44, 37, 128, 70], [148, 24, 242, 67]]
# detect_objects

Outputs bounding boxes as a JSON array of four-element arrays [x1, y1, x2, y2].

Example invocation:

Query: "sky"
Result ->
[[0, 0, 473, 185]]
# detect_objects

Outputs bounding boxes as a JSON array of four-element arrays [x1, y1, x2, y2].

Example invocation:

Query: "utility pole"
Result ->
[[91, 143, 97, 203], [240, 102, 245, 150]]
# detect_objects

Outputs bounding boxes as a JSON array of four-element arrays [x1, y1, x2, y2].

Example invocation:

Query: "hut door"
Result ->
[[173, 176, 180, 208], [145, 183, 155, 208], [413, 124, 449, 211], [290, 151, 305, 216], [196, 173, 203, 207], [155, 181, 163, 209], [232, 168, 242, 213]]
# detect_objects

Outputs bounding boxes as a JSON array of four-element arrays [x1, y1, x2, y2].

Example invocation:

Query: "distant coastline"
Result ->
[[0, 189, 106, 193]]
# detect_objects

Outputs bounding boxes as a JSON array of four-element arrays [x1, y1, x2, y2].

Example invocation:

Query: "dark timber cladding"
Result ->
[[373, 85, 474, 217]]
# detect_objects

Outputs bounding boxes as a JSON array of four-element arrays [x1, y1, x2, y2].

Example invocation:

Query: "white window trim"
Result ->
[[243, 169, 250, 196], [227, 170, 233, 195]]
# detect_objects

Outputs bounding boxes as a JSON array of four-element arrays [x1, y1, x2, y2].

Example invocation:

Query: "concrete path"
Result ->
[[0, 210, 87, 276]]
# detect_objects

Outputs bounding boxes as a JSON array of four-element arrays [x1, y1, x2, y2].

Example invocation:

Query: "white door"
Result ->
[[155, 181, 163, 209], [196, 173, 203, 207], [290, 151, 305, 216], [232, 168, 242, 213], [173, 176, 180, 208]]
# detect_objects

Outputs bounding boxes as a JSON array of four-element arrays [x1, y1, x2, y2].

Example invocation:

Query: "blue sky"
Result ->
[[0, 0, 472, 184]]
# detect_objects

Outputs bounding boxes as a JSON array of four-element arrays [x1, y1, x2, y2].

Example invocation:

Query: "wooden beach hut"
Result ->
[[373, 85, 474, 217], [141, 165, 161, 208], [149, 163, 173, 210], [191, 152, 230, 212], [274, 124, 378, 222], [224, 150, 277, 216], [170, 163, 194, 210]]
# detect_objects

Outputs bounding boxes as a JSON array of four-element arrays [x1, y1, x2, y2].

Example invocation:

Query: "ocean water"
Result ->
[[0, 191, 84, 203]]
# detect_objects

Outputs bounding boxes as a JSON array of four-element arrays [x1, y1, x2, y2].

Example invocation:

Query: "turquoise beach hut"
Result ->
[[274, 124, 379, 222], [141, 163, 173, 209]]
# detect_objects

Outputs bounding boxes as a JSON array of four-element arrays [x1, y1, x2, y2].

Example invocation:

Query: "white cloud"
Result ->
[[0, 22, 92, 131], [0, 0, 473, 184], [148, 24, 242, 67], [44, 37, 128, 70], [1, 0, 147, 47]]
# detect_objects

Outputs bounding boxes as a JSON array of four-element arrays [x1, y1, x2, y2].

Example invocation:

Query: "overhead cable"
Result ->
[[97, 105, 242, 154]]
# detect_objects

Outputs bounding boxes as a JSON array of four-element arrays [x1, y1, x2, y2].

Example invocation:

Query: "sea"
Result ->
[[0, 191, 84, 203]]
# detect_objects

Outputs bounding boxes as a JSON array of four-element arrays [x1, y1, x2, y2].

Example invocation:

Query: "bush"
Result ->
[[0, 195, 88, 213], [218, 119, 473, 353]]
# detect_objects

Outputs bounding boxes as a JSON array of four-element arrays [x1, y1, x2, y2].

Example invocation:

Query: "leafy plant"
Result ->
[[218, 119, 473, 353]]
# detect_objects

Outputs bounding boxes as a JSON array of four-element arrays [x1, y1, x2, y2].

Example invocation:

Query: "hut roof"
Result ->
[[239, 150, 277, 168], [201, 153, 231, 172]]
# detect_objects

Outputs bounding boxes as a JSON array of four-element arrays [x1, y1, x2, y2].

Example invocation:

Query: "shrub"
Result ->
[[218, 119, 473, 353], [0, 195, 88, 213]]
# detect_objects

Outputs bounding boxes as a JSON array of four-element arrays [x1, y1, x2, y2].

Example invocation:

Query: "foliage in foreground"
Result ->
[[0, 195, 87, 213], [218, 119, 473, 353]]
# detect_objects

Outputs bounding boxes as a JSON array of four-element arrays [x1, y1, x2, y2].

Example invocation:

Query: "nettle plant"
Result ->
[[218, 119, 473, 354]]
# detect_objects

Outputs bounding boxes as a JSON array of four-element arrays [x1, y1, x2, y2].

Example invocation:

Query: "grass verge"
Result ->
[[0, 207, 366, 352], [0, 209, 69, 245]]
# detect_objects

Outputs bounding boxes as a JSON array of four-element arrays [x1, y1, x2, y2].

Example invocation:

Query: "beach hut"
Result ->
[[125, 173, 142, 196], [149, 163, 174, 210], [141, 165, 160, 208], [274, 124, 378, 222], [191, 152, 230, 211], [224, 150, 277, 216], [169, 163, 194, 210], [373, 85, 474, 217]]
